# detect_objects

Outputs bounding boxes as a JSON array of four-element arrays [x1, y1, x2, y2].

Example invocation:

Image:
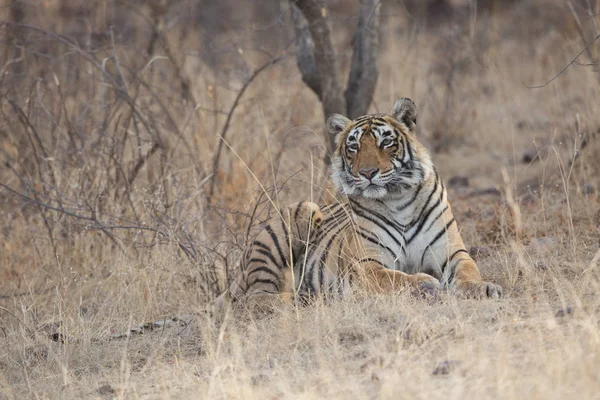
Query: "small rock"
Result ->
[[516, 120, 527, 130], [469, 246, 492, 259], [50, 332, 66, 344], [96, 384, 115, 396], [448, 176, 469, 188], [534, 261, 549, 271], [338, 331, 366, 345], [584, 184, 595, 195], [250, 374, 270, 386], [522, 149, 539, 163], [483, 85, 495, 97], [520, 193, 536, 207], [556, 305, 574, 318], [360, 356, 385, 373], [522, 147, 549, 164], [432, 360, 461, 375]]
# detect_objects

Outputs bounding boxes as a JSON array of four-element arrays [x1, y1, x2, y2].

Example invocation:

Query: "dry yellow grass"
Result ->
[[1, 0, 600, 398]]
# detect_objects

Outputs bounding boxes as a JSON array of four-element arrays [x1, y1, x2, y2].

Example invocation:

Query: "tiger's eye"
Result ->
[[381, 138, 392, 147], [348, 143, 359, 151]]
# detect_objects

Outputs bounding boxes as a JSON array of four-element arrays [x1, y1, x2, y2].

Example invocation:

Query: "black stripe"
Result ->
[[248, 266, 280, 279], [357, 228, 398, 260], [281, 217, 295, 266], [423, 204, 449, 233], [355, 115, 371, 122], [406, 140, 414, 161], [306, 258, 317, 294], [317, 230, 339, 290], [319, 258, 326, 291], [266, 224, 287, 268], [248, 257, 268, 265], [440, 249, 468, 273], [319, 206, 349, 232], [353, 207, 404, 251], [248, 278, 278, 290], [252, 240, 271, 251], [350, 200, 405, 251], [322, 202, 341, 210], [312, 219, 351, 247], [255, 248, 281, 267], [407, 171, 439, 228], [420, 218, 456, 265], [357, 258, 386, 268], [407, 190, 444, 243], [395, 183, 423, 212], [350, 198, 406, 232], [447, 268, 455, 287], [293, 201, 305, 221], [336, 239, 345, 267]]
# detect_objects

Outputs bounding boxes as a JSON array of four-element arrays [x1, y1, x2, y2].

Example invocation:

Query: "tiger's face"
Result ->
[[328, 98, 431, 199]]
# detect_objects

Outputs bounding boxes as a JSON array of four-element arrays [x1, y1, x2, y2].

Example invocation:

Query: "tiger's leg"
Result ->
[[240, 201, 323, 313], [423, 218, 503, 299], [244, 269, 297, 314], [448, 251, 503, 299], [355, 259, 440, 293]]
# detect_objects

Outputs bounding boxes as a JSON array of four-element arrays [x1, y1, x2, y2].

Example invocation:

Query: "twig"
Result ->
[[0, 183, 198, 261], [109, 26, 129, 94], [0, 306, 35, 336], [0, 182, 94, 222], [566, 0, 598, 64], [128, 142, 160, 187], [525, 33, 600, 89], [207, 54, 287, 204], [0, 21, 173, 155], [0, 286, 56, 300]]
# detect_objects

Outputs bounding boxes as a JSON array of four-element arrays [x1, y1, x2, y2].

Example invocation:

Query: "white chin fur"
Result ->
[[361, 186, 387, 199]]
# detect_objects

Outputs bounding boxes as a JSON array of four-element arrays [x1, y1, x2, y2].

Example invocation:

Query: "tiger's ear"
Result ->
[[326, 114, 351, 136], [391, 98, 418, 131]]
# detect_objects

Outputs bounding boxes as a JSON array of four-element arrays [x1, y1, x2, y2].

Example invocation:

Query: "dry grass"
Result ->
[[1, 0, 600, 398]]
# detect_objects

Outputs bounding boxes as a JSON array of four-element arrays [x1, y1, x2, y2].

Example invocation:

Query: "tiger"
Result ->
[[218, 98, 502, 313]]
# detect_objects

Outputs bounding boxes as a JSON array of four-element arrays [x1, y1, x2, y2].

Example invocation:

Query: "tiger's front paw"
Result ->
[[303, 201, 324, 228], [409, 273, 441, 294], [290, 201, 323, 229], [455, 280, 503, 299]]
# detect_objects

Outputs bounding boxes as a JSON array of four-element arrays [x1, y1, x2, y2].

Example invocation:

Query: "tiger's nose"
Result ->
[[359, 168, 379, 180]]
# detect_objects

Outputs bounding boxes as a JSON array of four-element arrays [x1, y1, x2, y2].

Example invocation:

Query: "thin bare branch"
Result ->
[[128, 142, 160, 187], [525, 33, 600, 89], [0, 182, 197, 261], [207, 54, 287, 204], [0, 306, 35, 335]]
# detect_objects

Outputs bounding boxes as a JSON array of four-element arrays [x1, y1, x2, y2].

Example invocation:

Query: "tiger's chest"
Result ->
[[351, 196, 445, 278], [355, 215, 427, 273]]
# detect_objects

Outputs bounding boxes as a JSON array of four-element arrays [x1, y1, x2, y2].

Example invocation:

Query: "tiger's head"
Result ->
[[328, 98, 433, 199]]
